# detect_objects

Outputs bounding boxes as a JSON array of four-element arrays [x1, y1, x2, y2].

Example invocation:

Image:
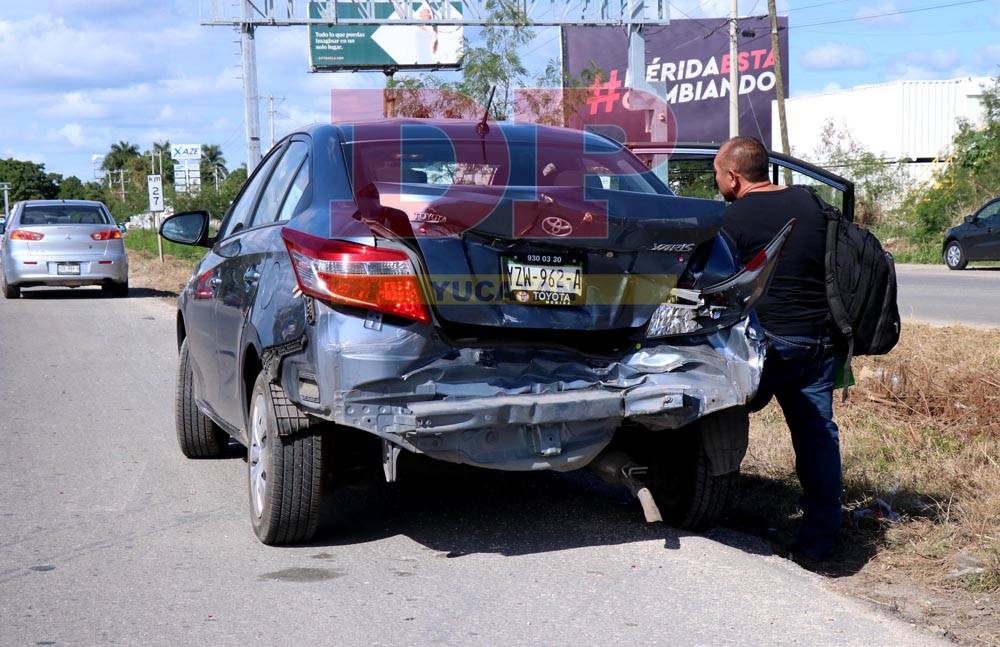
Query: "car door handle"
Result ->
[[208, 277, 222, 288], [243, 268, 261, 284]]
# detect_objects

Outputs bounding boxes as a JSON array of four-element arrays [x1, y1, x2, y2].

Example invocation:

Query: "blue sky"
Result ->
[[1, 0, 998, 180]]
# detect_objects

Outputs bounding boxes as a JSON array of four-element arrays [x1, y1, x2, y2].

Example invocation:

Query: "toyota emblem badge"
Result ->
[[540, 216, 573, 237]]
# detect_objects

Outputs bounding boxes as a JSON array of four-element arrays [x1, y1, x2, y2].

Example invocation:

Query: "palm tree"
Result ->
[[152, 140, 174, 183], [201, 144, 228, 190], [101, 140, 140, 171]]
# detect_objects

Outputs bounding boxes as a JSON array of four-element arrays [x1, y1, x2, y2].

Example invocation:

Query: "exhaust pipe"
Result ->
[[590, 451, 663, 523]]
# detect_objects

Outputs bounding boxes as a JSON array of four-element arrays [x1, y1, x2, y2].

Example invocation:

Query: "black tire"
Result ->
[[175, 338, 229, 458], [247, 372, 325, 545], [653, 408, 745, 530], [2, 274, 19, 299], [102, 280, 129, 297], [944, 241, 967, 270]]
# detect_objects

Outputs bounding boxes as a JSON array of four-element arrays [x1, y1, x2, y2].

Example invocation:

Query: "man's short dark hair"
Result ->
[[719, 136, 770, 182]]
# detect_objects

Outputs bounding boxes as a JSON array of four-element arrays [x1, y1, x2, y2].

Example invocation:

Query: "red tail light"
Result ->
[[280, 228, 429, 324], [91, 229, 122, 241], [10, 230, 44, 241]]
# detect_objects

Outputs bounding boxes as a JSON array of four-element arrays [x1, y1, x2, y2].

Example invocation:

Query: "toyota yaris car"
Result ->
[[161, 120, 797, 545], [1, 199, 128, 298]]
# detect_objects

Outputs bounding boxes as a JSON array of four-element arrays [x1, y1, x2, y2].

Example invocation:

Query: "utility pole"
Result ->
[[768, 0, 789, 156], [0, 183, 10, 218], [240, 0, 262, 169], [729, 0, 740, 138], [266, 95, 287, 149]]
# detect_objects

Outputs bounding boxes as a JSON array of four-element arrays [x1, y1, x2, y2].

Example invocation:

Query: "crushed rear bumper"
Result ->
[[278, 303, 765, 471]]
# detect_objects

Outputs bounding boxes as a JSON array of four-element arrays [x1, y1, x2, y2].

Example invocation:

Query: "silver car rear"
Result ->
[[1, 200, 129, 298]]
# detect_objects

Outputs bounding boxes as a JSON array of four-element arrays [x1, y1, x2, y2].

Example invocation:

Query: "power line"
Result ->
[[795, 0, 986, 28]]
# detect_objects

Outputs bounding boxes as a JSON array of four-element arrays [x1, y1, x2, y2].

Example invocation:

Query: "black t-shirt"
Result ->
[[722, 186, 830, 336]]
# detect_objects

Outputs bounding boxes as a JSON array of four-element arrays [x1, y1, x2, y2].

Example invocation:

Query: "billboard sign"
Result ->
[[171, 144, 202, 160], [308, 1, 463, 71], [563, 17, 788, 144]]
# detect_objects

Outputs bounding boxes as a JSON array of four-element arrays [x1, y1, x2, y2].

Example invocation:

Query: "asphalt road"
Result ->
[[896, 263, 1000, 327], [0, 287, 947, 647]]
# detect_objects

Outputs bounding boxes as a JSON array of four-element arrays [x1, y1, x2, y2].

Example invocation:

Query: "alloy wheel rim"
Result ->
[[947, 244, 960, 267], [249, 393, 269, 519]]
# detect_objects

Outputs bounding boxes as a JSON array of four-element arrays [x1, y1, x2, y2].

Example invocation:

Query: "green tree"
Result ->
[[901, 78, 1000, 243], [200, 144, 228, 188], [0, 158, 59, 202], [387, 0, 534, 120], [101, 140, 140, 172], [152, 140, 175, 183], [811, 121, 907, 227], [57, 175, 85, 199]]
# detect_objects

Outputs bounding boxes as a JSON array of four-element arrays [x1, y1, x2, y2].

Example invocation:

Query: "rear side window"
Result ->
[[218, 147, 282, 239], [276, 158, 310, 223], [250, 140, 309, 228], [21, 205, 111, 225]]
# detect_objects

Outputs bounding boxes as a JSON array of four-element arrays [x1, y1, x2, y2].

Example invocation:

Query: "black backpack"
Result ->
[[801, 187, 901, 396]]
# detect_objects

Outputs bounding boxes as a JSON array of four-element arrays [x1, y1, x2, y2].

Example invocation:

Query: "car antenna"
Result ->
[[476, 86, 496, 137]]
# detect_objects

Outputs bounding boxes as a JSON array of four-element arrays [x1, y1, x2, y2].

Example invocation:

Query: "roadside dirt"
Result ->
[[128, 250, 195, 301], [735, 323, 1000, 646]]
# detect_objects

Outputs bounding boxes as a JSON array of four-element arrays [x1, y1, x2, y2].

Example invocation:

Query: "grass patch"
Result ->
[[736, 323, 1000, 643], [124, 227, 206, 263]]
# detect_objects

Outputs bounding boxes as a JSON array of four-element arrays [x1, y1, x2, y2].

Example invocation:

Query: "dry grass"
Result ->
[[736, 323, 1000, 645], [128, 249, 196, 299]]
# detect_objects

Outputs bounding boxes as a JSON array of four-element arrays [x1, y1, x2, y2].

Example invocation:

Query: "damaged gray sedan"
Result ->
[[160, 119, 791, 545]]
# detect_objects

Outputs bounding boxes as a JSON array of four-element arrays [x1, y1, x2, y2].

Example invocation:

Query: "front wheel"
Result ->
[[652, 408, 746, 530], [944, 241, 967, 270], [248, 373, 326, 545]]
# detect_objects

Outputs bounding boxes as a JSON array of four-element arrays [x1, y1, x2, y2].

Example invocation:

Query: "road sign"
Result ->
[[171, 144, 202, 160], [147, 175, 164, 212], [0, 182, 11, 190], [308, 1, 463, 71]]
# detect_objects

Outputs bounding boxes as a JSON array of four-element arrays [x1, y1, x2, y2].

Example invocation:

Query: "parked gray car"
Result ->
[[1, 200, 129, 298]]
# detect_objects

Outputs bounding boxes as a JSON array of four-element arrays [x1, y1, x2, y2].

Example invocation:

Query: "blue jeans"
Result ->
[[750, 332, 842, 557]]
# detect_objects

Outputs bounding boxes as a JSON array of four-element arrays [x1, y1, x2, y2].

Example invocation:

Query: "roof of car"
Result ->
[[19, 199, 108, 207], [299, 119, 622, 150]]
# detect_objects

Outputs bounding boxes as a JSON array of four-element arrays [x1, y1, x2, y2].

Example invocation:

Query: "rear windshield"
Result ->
[[344, 139, 671, 196], [20, 205, 112, 226]]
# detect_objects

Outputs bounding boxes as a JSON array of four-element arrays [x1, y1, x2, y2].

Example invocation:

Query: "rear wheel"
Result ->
[[2, 276, 19, 299], [944, 241, 967, 270], [175, 338, 229, 458], [652, 408, 746, 529], [247, 372, 326, 545]]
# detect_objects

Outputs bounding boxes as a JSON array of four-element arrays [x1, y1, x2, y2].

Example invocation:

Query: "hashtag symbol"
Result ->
[[586, 70, 622, 115]]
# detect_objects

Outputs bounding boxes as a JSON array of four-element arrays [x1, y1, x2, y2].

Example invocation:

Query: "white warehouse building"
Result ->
[[772, 77, 993, 184]]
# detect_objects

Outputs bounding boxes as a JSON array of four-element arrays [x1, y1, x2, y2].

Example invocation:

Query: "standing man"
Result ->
[[713, 136, 841, 562]]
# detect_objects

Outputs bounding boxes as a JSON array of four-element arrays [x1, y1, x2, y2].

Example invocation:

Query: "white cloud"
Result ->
[[43, 92, 109, 120], [57, 123, 88, 147], [821, 81, 843, 93], [905, 49, 960, 71], [855, 2, 906, 27], [802, 43, 869, 70]]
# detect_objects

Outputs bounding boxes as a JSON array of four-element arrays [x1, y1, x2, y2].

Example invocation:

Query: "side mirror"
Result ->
[[964, 214, 976, 224], [160, 210, 211, 247], [117, 223, 127, 235]]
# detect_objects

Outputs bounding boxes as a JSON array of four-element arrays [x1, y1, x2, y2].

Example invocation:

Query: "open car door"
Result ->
[[628, 143, 855, 222]]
